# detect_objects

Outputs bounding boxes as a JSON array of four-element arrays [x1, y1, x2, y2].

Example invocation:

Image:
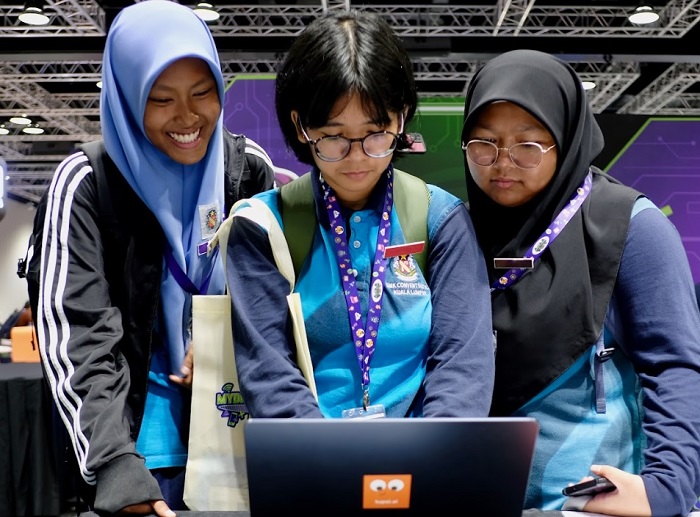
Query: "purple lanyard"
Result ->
[[321, 170, 394, 408], [164, 244, 218, 296], [492, 171, 593, 291]]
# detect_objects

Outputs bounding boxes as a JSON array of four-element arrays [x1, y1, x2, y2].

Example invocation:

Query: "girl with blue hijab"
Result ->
[[27, 1, 275, 514]]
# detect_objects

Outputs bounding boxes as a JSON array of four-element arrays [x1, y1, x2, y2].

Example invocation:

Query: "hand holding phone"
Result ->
[[562, 476, 616, 497]]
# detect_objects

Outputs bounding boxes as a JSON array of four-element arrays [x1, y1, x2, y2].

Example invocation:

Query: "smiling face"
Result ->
[[143, 57, 221, 165], [293, 93, 402, 210], [465, 101, 558, 208]]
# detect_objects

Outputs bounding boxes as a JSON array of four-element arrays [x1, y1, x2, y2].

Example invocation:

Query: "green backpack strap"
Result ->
[[280, 173, 315, 280], [280, 169, 430, 280]]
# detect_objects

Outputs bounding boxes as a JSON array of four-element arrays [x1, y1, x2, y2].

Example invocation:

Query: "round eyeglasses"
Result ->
[[462, 140, 556, 169], [299, 121, 400, 162]]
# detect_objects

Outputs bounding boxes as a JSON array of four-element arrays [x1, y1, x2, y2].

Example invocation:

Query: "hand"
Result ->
[[169, 344, 194, 389], [582, 465, 651, 517], [118, 499, 176, 517]]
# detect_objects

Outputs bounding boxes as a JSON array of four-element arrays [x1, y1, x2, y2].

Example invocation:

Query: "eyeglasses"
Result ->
[[298, 117, 402, 162], [462, 140, 556, 169]]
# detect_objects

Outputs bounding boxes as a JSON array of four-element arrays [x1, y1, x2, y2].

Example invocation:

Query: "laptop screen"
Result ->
[[244, 417, 538, 517]]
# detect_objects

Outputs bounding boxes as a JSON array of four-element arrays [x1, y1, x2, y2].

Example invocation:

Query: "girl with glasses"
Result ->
[[462, 49, 700, 517], [226, 11, 495, 420]]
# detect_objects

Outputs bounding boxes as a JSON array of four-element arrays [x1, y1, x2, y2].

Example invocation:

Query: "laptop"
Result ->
[[244, 417, 538, 517]]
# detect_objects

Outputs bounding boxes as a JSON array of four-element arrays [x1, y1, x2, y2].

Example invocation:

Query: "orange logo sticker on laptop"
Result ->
[[362, 474, 412, 509]]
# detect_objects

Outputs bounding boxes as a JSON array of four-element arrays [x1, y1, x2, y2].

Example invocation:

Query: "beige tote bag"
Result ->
[[183, 197, 316, 511]]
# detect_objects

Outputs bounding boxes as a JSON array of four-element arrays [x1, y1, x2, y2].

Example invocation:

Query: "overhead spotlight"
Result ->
[[18, 1, 50, 26], [22, 124, 44, 135], [193, 2, 220, 22], [628, 6, 659, 25], [0, 125, 9, 135], [582, 81, 597, 91], [96, 80, 103, 89], [9, 115, 32, 125]]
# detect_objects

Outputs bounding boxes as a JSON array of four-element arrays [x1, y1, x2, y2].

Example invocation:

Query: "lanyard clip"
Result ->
[[596, 347, 616, 363], [362, 388, 370, 411]]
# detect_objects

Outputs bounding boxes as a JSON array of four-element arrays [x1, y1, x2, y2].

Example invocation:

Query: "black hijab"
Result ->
[[462, 50, 641, 415]]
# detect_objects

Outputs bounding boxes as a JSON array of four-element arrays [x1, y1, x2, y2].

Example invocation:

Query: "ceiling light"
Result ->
[[96, 80, 103, 89], [0, 125, 9, 135], [18, 2, 50, 26], [193, 2, 220, 22], [628, 6, 659, 25], [582, 81, 597, 91], [22, 125, 44, 135], [9, 115, 31, 125]]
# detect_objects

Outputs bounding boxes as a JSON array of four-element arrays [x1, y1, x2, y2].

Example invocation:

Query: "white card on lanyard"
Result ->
[[341, 404, 386, 419]]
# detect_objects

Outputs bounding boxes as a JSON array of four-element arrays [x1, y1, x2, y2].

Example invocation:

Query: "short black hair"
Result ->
[[275, 10, 418, 165]]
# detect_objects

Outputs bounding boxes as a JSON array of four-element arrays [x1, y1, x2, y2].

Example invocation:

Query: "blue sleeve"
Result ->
[[422, 187, 495, 417], [613, 205, 700, 515], [226, 196, 324, 418]]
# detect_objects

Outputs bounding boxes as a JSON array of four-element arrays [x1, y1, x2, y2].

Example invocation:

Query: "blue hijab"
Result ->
[[101, 0, 226, 374]]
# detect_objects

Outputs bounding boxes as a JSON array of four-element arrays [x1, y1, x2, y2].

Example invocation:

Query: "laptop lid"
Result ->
[[245, 417, 538, 517]]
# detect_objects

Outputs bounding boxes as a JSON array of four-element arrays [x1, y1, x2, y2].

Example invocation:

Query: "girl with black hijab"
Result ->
[[462, 49, 700, 517]]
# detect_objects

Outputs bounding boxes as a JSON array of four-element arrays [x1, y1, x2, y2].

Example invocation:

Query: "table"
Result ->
[[0, 362, 61, 516], [80, 510, 560, 517], [72, 507, 700, 516], [38, 491, 700, 517], [0, 338, 11, 363], [70, 510, 618, 517]]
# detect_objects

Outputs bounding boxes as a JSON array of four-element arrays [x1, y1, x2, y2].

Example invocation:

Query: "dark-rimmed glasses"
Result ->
[[462, 140, 556, 169], [298, 116, 403, 162]]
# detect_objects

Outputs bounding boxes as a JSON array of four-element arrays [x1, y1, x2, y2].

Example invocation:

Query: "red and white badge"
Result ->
[[383, 241, 425, 259]]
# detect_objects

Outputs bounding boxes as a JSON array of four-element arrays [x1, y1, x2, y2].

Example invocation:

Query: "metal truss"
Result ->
[[655, 93, 700, 115], [1, 1, 699, 38], [221, 59, 282, 78], [184, 0, 700, 38], [0, 82, 100, 134], [1, 0, 699, 203], [0, 55, 639, 134], [618, 63, 700, 115], [0, 61, 102, 82], [571, 62, 641, 113], [0, 55, 654, 204], [0, 0, 105, 36], [4, 165, 56, 204]]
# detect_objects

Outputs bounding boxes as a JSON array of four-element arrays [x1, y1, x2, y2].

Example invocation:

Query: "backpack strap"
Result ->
[[79, 140, 105, 165], [280, 173, 315, 279], [222, 129, 245, 215], [280, 169, 430, 279], [79, 140, 118, 229]]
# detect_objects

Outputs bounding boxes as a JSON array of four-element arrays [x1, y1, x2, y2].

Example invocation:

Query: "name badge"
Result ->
[[493, 257, 534, 269], [341, 404, 386, 419], [384, 241, 425, 259]]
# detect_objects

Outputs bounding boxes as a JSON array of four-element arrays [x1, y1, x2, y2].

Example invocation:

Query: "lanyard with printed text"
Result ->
[[492, 171, 592, 291], [321, 169, 394, 409]]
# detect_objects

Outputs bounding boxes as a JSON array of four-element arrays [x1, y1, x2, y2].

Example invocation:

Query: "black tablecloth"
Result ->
[[72, 509, 562, 517], [0, 362, 61, 516]]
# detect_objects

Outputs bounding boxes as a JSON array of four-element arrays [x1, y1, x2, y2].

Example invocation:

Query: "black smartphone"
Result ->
[[562, 477, 616, 497]]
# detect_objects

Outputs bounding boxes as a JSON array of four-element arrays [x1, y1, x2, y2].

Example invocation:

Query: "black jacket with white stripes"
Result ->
[[25, 130, 275, 513]]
